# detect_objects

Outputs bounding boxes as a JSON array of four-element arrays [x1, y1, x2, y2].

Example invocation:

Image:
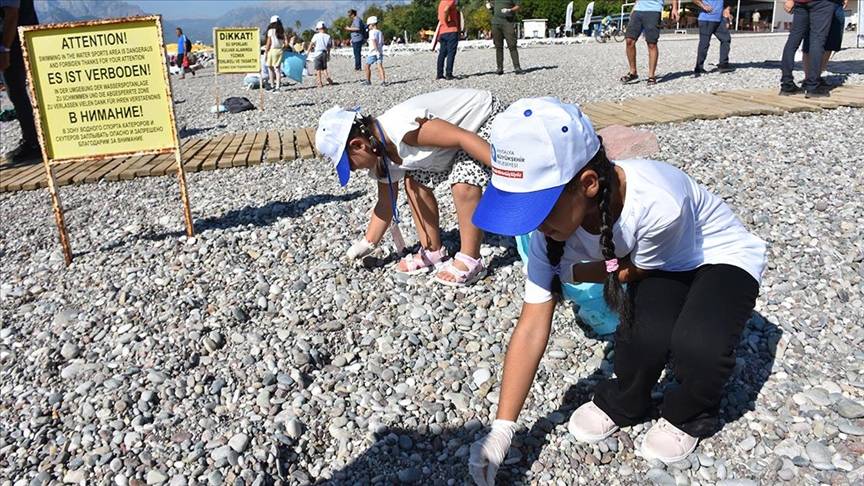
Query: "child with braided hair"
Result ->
[[467, 98, 766, 484]]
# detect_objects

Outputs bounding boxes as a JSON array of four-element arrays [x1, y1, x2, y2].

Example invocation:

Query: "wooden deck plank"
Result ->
[[581, 102, 635, 126], [264, 130, 281, 163], [716, 89, 823, 113], [71, 157, 122, 184], [656, 94, 731, 120], [144, 152, 179, 178], [202, 134, 236, 172], [303, 128, 317, 157], [106, 154, 156, 182], [220, 133, 246, 169], [296, 128, 315, 159], [232, 132, 256, 167], [52, 159, 96, 187], [21, 169, 49, 191], [83, 156, 134, 184], [187, 135, 223, 172], [246, 131, 268, 166], [619, 98, 689, 123], [150, 139, 205, 176], [608, 101, 671, 125], [280, 130, 297, 161], [1, 163, 44, 191]]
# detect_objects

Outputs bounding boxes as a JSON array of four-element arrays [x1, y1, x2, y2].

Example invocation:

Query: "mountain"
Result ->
[[35, 0, 146, 24], [165, 3, 348, 44]]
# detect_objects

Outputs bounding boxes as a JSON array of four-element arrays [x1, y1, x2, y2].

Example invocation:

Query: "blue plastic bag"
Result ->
[[281, 52, 306, 83], [516, 233, 619, 335]]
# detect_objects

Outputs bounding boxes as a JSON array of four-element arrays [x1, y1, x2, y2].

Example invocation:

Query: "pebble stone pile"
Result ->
[[1, 33, 863, 486]]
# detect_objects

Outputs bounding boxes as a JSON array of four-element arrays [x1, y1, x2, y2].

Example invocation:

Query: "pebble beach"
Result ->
[[1, 33, 863, 486]]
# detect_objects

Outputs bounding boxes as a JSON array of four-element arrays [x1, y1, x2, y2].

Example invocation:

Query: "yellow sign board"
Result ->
[[214, 28, 261, 74], [21, 17, 178, 162]]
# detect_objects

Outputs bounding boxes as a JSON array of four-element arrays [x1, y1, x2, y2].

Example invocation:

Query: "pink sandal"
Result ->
[[396, 247, 448, 275], [434, 252, 486, 287]]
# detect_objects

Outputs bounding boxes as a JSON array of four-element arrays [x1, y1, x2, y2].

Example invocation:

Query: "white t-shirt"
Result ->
[[524, 159, 767, 304], [368, 29, 384, 56], [310, 32, 331, 57], [267, 29, 284, 49], [372, 88, 493, 179]]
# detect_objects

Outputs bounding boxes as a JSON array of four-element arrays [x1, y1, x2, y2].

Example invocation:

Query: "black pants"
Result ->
[[491, 22, 520, 72], [695, 20, 731, 70], [352, 40, 364, 70], [780, 0, 835, 90], [593, 264, 759, 438], [436, 32, 458, 78], [4, 41, 39, 147]]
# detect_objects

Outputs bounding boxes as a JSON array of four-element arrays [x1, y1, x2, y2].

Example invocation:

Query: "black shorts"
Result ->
[[626, 10, 662, 44], [313, 54, 328, 71], [802, 4, 844, 53]]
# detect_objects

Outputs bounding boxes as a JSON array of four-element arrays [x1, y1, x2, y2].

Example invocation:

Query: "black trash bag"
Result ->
[[223, 97, 255, 113]]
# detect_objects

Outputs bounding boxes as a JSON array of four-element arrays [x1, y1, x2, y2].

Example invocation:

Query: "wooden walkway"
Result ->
[[2, 85, 862, 194]]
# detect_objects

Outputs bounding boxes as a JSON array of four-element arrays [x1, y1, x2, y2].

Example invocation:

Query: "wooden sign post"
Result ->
[[19, 15, 194, 265], [213, 27, 263, 117]]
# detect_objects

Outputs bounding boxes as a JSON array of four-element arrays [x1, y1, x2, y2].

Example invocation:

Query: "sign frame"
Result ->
[[213, 26, 263, 118], [19, 15, 195, 265]]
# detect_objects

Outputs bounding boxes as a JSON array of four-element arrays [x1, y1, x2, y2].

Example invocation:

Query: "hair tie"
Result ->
[[605, 259, 619, 273]]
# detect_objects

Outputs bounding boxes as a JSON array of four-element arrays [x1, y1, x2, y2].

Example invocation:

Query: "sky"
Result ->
[[130, 0, 410, 20]]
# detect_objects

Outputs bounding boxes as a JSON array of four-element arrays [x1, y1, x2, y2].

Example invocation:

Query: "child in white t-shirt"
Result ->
[[315, 89, 506, 286], [467, 98, 767, 484], [363, 16, 386, 86], [307, 21, 333, 87]]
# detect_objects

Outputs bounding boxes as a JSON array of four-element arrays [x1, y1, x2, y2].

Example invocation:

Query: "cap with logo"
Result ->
[[270, 15, 280, 23], [316, 21, 326, 29], [315, 106, 357, 186], [472, 97, 600, 236]]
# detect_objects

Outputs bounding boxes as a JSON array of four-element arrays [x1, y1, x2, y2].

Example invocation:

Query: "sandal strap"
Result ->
[[440, 252, 483, 279], [400, 247, 446, 272]]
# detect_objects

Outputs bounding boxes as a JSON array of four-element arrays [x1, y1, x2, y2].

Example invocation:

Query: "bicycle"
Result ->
[[594, 23, 625, 43]]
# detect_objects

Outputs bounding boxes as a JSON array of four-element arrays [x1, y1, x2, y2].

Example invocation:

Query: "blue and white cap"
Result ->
[[315, 105, 356, 186], [472, 97, 600, 236]]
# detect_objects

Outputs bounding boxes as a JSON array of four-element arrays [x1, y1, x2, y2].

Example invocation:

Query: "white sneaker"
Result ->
[[567, 401, 619, 443], [641, 418, 699, 463]]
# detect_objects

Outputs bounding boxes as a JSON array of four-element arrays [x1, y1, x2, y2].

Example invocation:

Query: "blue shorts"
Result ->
[[366, 54, 383, 65]]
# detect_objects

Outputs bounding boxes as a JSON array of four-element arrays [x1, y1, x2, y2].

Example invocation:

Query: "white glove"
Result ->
[[346, 238, 376, 259], [468, 420, 516, 486], [501, 8, 512, 14]]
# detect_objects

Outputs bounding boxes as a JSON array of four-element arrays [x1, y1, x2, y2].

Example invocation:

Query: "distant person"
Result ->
[[308, 21, 333, 87], [436, 0, 460, 80], [802, 0, 847, 85], [345, 9, 365, 71], [488, 0, 522, 75], [693, 0, 734, 77], [176, 27, 194, 79], [363, 16, 386, 86], [0, 0, 39, 164], [265, 15, 287, 91], [621, 0, 679, 86], [752, 10, 761, 31], [779, 0, 836, 97]]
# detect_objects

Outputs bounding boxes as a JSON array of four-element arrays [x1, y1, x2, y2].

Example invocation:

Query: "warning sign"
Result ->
[[214, 28, 260, 74], [20, 16, 177, 162]]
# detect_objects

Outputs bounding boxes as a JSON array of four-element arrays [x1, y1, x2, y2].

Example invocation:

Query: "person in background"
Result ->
[[308, 21, 333, 88], [779, 0, 837, 97], [265, 15, 287, 91], [620, 0, 679, 86], [693, 0, 734, 77], [801, 0, 847, 85], [363, 16, 386, 86], [488, 0, 522, 75], [176, 27, 194, 79], [752, 10, 761, 31], [345, 9, 365, 71], [0, 0, 39, 165], [436, 0, 460, 80]]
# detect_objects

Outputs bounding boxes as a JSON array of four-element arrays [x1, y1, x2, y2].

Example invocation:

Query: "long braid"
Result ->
[[588, 142, 633, 328]]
